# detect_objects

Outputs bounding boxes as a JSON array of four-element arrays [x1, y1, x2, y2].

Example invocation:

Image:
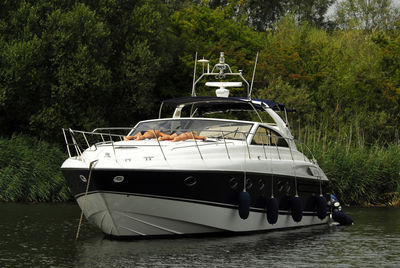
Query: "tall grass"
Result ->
[[311, 142, 400, 206], [0, 135, 70, 202], [0, 133, 399, 206], [292, 118, 400, 206]]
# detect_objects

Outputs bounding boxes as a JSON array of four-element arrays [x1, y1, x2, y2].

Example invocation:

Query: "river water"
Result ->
[[0, 203, 399, 267]]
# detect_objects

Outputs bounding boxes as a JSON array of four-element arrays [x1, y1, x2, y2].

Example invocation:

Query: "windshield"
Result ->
[[129, 119, 253, 140]]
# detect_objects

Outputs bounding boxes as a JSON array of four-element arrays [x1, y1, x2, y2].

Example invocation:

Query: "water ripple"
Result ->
[[1, 205, 400, 267]]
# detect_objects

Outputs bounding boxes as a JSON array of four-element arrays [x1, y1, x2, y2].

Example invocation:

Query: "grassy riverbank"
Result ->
[[0, 135, 399, 206]]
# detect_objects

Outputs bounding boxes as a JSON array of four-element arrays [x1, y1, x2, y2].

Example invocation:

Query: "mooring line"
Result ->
[[75, 159, 98, 241]]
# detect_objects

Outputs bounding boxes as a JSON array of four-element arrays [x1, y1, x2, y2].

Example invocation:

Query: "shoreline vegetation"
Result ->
[[0, 135, 69, 202], [313, 142, 400, 207], [0, 135, 398, 207]]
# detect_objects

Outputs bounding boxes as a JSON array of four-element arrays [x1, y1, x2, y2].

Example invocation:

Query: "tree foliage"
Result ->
[[0, 0, 399, 146], [254, 16, 399, 144], [334, 0, 399, 30], [206, 0, 336, 29], [0, 0, 177, 142], [170, 3, 264, 96]]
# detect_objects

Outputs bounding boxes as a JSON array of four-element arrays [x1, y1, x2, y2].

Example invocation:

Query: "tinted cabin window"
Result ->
[[251, 126, 288, 147]]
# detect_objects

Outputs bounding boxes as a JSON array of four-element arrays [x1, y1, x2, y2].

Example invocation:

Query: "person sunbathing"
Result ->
[[124, 130, 207, 142], [158, 132, 178, 141], [123, 130, 169, 141], [158, 131, 206, 142]]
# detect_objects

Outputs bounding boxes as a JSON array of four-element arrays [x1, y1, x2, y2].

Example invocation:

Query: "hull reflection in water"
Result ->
[[74, 208, 400, 268], [1, 204, 399, 267]]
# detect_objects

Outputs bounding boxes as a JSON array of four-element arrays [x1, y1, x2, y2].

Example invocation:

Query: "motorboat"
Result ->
[[61, 52, 330, 238]]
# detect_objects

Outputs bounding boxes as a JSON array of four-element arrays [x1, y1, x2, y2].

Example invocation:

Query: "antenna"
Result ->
[[191, 52, 250, 97], [191, 52, 198, 97], [249, 52, 259, 99], [198, 58, 209, 74], [215, 52, 227, 79]]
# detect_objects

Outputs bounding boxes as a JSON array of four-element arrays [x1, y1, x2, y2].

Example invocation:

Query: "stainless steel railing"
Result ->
[[62, 128, 129, 158], [62, 128, 318, 165]]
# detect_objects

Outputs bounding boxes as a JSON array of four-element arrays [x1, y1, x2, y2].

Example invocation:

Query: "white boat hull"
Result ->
[[77, 192, 329, 237]]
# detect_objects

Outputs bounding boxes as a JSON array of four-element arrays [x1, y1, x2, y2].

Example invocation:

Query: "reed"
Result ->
[[0, 133, 399, 206], [311, 141, 400, 206], [0, 135, 70, 202], [293, 119, 400, 206]]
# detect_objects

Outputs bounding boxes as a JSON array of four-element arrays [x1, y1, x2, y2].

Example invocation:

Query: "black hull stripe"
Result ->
[[63, 167, 330, 214], [62, 167, 324, 182], [75, 190, 328, 217]]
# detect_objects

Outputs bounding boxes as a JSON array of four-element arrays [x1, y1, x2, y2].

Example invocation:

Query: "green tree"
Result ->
[[0, 2, 113, 140], [171, 3, 263, 96], [288, 0, 336, 28], [256, 16, 399, 144], [0, 0, 178, 141], [0, 1, 50, 135], [206, 0, 336, 30], [84, 0, 178, 126], [334, 0, 400, 30]]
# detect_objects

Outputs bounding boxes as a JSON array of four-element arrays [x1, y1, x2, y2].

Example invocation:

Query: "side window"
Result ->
[[251, 126, 289, 147], [270, 129, 289, 147], [252, 127, 269, 145]]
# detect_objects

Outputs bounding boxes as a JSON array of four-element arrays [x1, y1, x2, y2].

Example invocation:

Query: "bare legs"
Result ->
[[124, 130, 206, 142], [158, 131, 206, 142], [170, 132, 206, 142], [123, 130, 169, 141]]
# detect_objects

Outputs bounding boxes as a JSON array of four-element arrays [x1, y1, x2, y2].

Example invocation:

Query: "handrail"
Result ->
[[221, 130, 230, 159], [275, 142, 281, 160], [242, 132, 251, 159], [62, 128, 72, 158], [62, 128, 126, 158], [62, 128, 319, 166], [261, 140, 267, 160], [152, 129, 167, 161], [191, 131, 203, 160], [92, 127, 133, 133], [296, 141, 317, 164]]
